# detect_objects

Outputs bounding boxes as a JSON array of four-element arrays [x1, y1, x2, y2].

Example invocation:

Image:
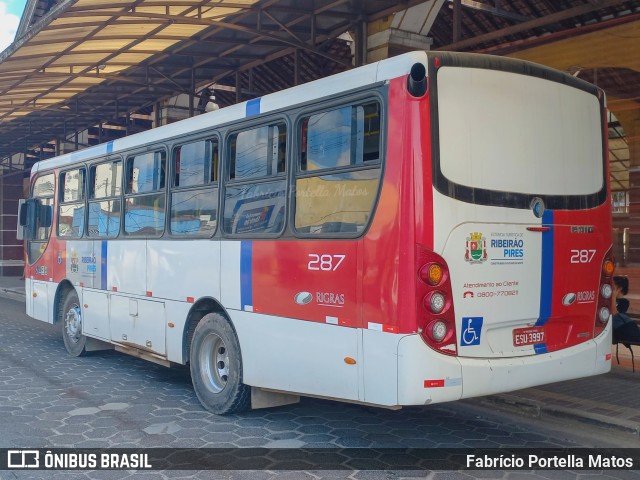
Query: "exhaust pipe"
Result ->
[[407, 63, 427, 97]]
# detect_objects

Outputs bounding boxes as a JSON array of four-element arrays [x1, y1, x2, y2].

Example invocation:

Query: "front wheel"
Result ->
[[190, 313, 250, 414], [59, 289, 87, 357]]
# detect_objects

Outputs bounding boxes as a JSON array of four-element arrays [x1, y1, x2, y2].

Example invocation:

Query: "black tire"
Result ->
[[59, 289, 87, 357], [190, 313, 250, 414]]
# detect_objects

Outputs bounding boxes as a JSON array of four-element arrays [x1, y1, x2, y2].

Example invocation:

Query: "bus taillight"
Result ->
[[595, 249, 615, 337], [416, 247, 458, 356]]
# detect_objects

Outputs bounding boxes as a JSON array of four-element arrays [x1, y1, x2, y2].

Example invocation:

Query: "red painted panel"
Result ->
[[252, 240, 360, 327]]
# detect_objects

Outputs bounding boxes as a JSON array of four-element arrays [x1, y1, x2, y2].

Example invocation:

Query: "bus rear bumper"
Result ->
[[397, 320, 612, 406]]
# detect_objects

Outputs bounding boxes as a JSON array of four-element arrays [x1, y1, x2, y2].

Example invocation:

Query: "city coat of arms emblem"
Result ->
[[465, 232, 487, 264]]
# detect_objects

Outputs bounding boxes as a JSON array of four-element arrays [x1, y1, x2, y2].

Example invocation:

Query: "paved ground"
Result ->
[[1, 278, 639, 479]]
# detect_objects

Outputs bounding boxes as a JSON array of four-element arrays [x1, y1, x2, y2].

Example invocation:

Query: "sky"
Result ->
[[0, 0, 27, 52]]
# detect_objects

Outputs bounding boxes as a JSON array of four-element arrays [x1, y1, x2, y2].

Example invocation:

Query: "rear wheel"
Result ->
[[59, 289, 87, 357], [190, 313, 250, 414]]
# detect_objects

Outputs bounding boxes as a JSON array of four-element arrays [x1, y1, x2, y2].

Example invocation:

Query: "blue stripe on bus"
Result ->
[[240, 241, 253, 310], [101, 240, 107, 290], [534, 343, 548, 354], [246, 98, 261, 117], [536, 210, 554, 326]]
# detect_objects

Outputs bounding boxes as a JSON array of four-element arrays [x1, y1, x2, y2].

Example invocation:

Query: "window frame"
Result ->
[[123, 148, 168, 238], [168, 136, 220, 238], [292, 95, 385, 239], [57, 166, 87, 239], [27, 172, 56, 265], [222, 117, 289, 239], [87, 157, 123, 239]]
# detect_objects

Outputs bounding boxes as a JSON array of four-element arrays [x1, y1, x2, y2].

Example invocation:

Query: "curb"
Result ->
[[478, 394, 640, 437], [0, 288, 26, 302]]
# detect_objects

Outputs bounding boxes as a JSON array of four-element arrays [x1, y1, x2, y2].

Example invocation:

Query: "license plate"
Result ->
[[513, 327, 545, 346]]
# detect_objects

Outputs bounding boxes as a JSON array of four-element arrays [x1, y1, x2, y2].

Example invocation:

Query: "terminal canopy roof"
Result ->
[[0, 0, 638, 177], [0, 0, 418, 162]]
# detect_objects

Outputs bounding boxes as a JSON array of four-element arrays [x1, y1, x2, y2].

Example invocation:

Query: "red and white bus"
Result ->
[[19, 51, 614, 414]]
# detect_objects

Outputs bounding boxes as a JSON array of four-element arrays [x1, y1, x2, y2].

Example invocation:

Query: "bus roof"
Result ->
[[32, 50, 430, 175]]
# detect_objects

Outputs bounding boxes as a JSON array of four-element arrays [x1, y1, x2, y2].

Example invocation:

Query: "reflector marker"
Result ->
[[367, 322, 398, 333], [146, 291, 152, 297], [112, 286, 118, 292], [187, 296, 195, 303], [424, 377, 462, 388], [424, 379, 445, 388], [605, 353, 612, 361]]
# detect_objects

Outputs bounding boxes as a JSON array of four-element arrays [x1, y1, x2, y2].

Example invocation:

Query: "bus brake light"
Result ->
[[416, 246, 457, 355], [594, 248, 614, 337]]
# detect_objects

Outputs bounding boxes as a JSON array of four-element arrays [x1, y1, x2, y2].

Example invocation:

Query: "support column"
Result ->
[[367, 27, 433, 63], [365, 0, 444, 63], [0, 172, 26, 277], [619, 107, 640, 264]]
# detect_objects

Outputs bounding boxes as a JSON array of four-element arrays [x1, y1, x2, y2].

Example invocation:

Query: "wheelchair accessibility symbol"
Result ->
[[461, 317, 483, 346]]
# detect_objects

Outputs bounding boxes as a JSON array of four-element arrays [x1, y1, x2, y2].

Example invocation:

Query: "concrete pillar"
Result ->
[[367, 26, 434, 63], [364, 0, 444, 63], [618, 107, 640, 264], [0, 173, 26, 277]]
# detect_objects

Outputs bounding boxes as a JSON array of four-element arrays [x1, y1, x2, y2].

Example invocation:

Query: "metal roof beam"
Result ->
[[437, 0, 631, 50]]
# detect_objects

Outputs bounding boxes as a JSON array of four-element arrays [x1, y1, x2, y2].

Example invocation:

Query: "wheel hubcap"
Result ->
[[199, 333, 229, 394], [64, 304, 82, 344]]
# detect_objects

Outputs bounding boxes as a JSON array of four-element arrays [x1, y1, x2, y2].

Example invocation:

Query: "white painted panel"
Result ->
[[110, 295, 135, 344], [82, 289, 110, 340], [134, 299, 166, 355], [109, 294, 166, 355], [438, 67, 603, 195], [394, 324, 610, 406], [32, 281, 50, 322], [25, 278, 33, 318], [65, 240, 97, 288], [232, 311, 360, 401], [147, 240, 220, 302], [220, 241, 241, 310], [397, 334, 463, 405], [165, 300, 193, 364], [459, 320, 611, 399], [361, 329, 400, 405], [107, 240, 146, 295]]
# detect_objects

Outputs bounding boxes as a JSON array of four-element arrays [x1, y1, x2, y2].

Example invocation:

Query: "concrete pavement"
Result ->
[[1, 275, 638, 440]]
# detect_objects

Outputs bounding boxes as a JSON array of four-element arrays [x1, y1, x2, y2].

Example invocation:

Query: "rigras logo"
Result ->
[[294, 291, 313, 305]]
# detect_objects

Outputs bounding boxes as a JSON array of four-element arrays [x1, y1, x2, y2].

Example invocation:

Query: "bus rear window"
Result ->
[[437, 67, 603, 198]]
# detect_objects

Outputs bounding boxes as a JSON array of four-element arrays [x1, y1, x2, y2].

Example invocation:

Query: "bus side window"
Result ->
[[27, 173, 55, 264], [58, 168, 86, 238], [223, 122, 287, 236], [295, 101, 382, 236], [170, 139, 219, 237], [124, 151, 166, 237], [88, 160, 122, 238]]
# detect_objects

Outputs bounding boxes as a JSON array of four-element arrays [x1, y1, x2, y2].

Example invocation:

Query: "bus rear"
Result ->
[[396, 53, 612, 404]]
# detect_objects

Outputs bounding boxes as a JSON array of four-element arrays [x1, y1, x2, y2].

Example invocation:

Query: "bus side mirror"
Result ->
[[17, 199, 26, 240], [17, 198, 44, 240], [40, 204, 52, 228]]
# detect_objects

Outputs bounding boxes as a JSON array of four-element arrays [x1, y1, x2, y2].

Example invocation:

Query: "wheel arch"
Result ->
[[181, 296, 234, 364], [53, 279, 76, 324]]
